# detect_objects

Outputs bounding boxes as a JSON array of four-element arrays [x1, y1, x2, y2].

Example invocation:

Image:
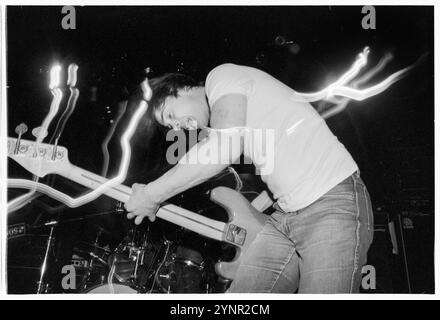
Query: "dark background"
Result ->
[[6, 6, 434, 293]]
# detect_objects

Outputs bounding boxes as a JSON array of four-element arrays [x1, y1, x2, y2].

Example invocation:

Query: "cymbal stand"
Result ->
[[36, 220, 58, 294]]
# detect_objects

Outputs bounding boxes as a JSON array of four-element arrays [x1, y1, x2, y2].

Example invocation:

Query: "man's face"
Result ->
[[158, 89, 209, 131]]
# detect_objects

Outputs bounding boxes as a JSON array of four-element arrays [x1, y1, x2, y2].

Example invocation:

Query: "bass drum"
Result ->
[[155, 245, 207, 293], [85, 283, 138, 294]]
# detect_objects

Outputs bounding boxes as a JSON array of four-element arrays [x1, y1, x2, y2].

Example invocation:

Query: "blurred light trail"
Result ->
[[320, 52, 394, 119], [294, 47, 413, 103], [8, 64, 64, 213], [8, 179, 83, 207], [101, 100, 128, 177], [66, 97, 147, 207], [66, 63, 78, 87], [51, 64, 80, 143], [49, 64, 62, 90], [8, 79, 152, 210]]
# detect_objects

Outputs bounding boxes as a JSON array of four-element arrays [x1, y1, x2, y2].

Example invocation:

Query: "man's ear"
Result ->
[[186, 117, 198, 130]]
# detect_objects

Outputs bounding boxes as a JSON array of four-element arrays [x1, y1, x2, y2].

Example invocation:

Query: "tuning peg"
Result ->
[[13, 123, 28, 154], [32, 126, 48, 141], [15, 123, 28, 136]]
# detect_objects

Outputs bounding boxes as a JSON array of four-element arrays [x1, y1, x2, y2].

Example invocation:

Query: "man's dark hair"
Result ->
[[147, 73, 199, 124]]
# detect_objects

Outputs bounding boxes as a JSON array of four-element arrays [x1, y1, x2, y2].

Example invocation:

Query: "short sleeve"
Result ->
[[205, 63, 253, 107]]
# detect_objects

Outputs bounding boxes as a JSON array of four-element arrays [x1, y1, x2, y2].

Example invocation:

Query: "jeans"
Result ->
[[228, 171, 374, 293]]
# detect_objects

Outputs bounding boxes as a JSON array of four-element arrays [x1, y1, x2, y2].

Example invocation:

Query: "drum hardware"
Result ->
[[84, 223, 156, 293], [77, 241, 112, 256], [9, 185, 233, 294], [88, 251, 108, 266], [10, 216, 228, 294], [154, 241, 209, 293], [115, 201, 125, 213], [77, 230, 111, 291], [151, 239, 172, 293], [36, 219, 58, 294], [116, 224, 151, 278], [215, 275, 233, 293]]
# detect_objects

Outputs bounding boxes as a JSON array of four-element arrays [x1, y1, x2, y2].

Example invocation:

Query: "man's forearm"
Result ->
[[146, 130, 243, 203], [148, 162, 229, 203]]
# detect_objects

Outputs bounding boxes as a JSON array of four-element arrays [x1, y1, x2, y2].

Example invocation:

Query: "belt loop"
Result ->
[[273, 202, 287, 214], [273, 201, 282, 212]]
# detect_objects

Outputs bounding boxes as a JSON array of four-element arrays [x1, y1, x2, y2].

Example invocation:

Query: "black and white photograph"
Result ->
[[2, 4, 435, 297]]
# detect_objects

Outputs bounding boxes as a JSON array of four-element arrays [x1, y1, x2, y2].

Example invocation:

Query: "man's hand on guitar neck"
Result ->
[[124, 183, 161, 224]]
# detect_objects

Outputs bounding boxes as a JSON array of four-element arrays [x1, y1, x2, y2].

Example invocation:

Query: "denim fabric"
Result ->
[[227, 171, 374, 293]]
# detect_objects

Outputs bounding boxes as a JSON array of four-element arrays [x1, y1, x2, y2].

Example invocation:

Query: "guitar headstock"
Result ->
[[7, 137, 71, 177]]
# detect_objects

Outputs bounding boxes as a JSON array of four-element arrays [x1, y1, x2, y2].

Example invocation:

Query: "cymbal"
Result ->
[[77, 241, 112, 253], [73, 248, 109, 266]]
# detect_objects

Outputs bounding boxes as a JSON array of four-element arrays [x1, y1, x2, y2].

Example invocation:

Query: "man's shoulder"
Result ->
[[205, 63, 256, 87], [210, 63, 242, 71], [207, 63, 243, 80], [205, 63, 255, 106]]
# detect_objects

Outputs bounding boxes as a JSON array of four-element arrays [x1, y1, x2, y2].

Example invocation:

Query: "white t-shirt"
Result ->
[[205, 63, 358, 212]]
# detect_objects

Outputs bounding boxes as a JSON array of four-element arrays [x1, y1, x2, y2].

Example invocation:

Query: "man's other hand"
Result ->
[[124, 183, 160, 224]]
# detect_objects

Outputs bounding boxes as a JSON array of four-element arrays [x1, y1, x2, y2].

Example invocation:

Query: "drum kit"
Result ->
[[77, 228, 226, 293], [11, 202, 231, 294], [7, 168, 250, 294], [80, 228, 225, 294]]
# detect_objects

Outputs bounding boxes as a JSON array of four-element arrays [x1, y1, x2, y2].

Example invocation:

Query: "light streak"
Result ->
[[320, 52, 394, 119], [352, 52, 394, 87], [294, 47, 413, 103], [51, 64, 80, 142], [49, 64, 62, 90], [294, 47, 370, 101], [6, 192, 41, 213], [62, 99, 147, 207], [8, 101, 146, 208], [331, 47, 370, 87], [67, 63, 78, 87], [286, 119, 305, 135], [101, 100, 128, 177], [8, 179, 81, 208], [38, 88, 63, 143], [8, 45, 416, 211], [8, 64, 64, 214], [8, 79, 151, 210], [38, 64, 81, 210], [18, 64, 80, 213], [325, 65, 412, 101]]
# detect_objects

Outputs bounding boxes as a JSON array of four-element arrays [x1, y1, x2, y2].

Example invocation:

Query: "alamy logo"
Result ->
[[361, 6, 376, 30], [361, 265, 376, 290], [166, 127, 275, 175], [61, 6, 76, 30], [61, 265, 76, 290]]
